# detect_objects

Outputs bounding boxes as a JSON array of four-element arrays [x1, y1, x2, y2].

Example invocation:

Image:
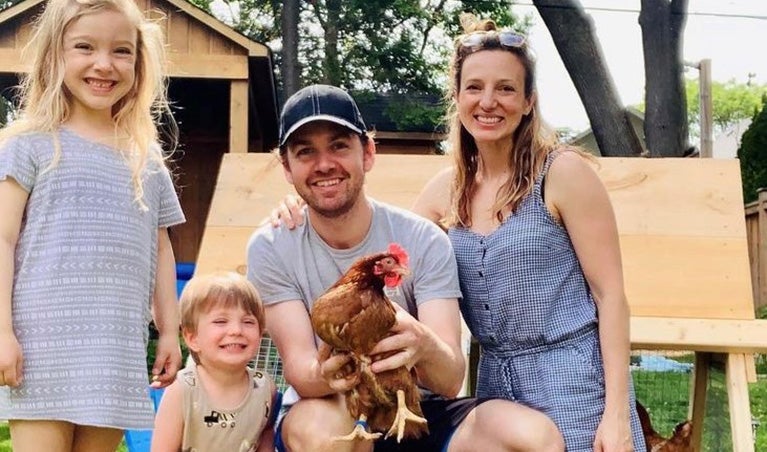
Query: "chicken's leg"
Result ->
[[385, 390, 428, 443], [333, 414, 383, 442]]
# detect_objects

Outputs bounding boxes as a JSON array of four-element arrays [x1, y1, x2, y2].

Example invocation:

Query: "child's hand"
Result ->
[[150, 332, 181, 388], [269, 193, 305, 229], [0, 331, 23, 387]]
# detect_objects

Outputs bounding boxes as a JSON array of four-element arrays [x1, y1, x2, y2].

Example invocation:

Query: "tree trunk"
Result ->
[[534, 0, 643, 157], [322, 0, 342, 86], [280, 0, 301, 97], [640, 0, 689, 156]]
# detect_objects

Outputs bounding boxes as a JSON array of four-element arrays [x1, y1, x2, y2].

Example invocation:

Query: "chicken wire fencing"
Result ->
[[251, 334, 288, 392], [631, 349, 763, 451]]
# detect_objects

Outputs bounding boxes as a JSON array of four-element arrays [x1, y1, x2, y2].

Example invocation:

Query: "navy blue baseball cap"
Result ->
[[278, 84, 367, 147]]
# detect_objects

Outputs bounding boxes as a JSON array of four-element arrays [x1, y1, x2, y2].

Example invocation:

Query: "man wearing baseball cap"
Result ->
[[247, 85, 563, 452]]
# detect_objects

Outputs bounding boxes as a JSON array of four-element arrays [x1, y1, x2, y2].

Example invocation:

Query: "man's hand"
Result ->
[[368, 304, 426, 374], [317, 342, 358, 393]]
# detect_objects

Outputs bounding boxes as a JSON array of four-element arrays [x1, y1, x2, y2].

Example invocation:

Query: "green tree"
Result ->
[[536, 0, 690, 157], [687, 78, 767, 138], [192, 0, 529, 129], [737, 96, 767, 203]]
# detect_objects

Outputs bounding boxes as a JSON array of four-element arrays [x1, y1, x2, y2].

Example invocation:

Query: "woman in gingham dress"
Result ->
[[413, 14, 645, 452]]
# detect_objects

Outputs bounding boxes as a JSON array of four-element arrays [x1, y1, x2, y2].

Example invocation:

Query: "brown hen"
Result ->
[[310, 243, 428, 443], [636, 400, 693, 452]]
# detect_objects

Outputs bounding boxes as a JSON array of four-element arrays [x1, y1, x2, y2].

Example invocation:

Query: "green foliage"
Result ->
[[686, 78, 767, 138], [0, 0, 23, 12], [753, 376, 767, 451], [633, 368, 767, 449], [0, 422, 9, 452], [201, 0, 530, 130], [384, 96, 445, 131], [737, 97, 767, 203]]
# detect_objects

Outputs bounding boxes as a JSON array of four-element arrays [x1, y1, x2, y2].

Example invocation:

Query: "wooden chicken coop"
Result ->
[[0, 0, 279, 263]]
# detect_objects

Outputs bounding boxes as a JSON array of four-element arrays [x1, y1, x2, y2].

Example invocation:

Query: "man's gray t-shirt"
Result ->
[[247, 198, 461, 318]]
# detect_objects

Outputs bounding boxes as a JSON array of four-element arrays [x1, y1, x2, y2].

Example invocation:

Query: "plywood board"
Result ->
[[197, 153, 755, 321]]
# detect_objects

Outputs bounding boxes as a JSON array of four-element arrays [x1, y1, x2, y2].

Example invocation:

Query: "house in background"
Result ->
[[354, 92, 446, 154], [568, 106, 647, 156], [0, 0, 279, 263]]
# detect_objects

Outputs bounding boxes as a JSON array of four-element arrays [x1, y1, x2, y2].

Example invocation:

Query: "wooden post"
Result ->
[[689, 352, 710, 451], [229, 80, 249, 153], [699, 59, 713, 158], [758, 188, 767, 308], [726, 353, 755, 452]]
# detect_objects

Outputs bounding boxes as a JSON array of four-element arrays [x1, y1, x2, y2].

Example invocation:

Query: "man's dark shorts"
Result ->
[[275, 395, 493, 452]]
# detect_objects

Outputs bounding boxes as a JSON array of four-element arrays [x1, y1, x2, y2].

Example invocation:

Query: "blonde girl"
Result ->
[[0, 0, 184, 450]]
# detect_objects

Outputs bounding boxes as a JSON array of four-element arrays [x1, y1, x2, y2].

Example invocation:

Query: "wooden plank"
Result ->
[[166, 53, 248, 79], [596, 158, 746, 238], [726, 353, 755, 452], [200, 154, 755, 318], [758, 189, 767, 308], [229, 80, 249, 153], [688, 352, 709, 451], [630, 317, 767, 352], [746, 354, 757, 383], [621, 236, 754, 319], [205, 153, 451, 227], [0, 48, 28, 73], [188, 21, 211, 54], [195, 226, 253, 275], [167, 10, 189, 54], [209, 32, 234, 55]]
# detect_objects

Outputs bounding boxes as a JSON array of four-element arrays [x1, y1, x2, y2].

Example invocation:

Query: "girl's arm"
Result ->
[[546, 152, 633, 450], [151, 380, 184, 452], [0, 178, 28, 387], [151, 228, 182, 388]]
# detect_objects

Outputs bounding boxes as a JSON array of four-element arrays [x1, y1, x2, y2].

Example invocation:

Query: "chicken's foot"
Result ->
[[385, 390, 428, 443], [333, 415, 383, 442]]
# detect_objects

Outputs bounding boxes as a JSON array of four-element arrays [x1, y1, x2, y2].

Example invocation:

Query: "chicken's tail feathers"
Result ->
[[635, 400, 657, 436]]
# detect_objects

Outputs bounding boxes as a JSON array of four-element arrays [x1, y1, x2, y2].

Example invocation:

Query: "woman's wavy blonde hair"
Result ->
[[444, 13, 559, 228], [0, 0, 175, 209]]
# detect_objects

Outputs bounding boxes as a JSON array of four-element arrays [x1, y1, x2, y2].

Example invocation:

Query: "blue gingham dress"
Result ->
[[448, 152, 645, 451]]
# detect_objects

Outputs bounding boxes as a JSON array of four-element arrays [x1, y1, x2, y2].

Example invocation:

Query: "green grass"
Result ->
[[0, 424, 127, 452], [0, 422, 9, 452], [634, 363, 767, 451]]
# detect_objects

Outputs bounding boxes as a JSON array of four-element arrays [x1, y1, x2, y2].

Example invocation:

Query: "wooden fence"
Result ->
[[745, 188, 767, 311]]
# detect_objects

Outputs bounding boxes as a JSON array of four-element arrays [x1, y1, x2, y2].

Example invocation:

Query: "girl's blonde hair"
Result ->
[[0, 0, 176, 209], [180, 272, 266, 365], [444, 13, 559, 228]]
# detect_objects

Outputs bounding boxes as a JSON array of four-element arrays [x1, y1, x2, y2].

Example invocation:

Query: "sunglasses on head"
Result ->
[[459, 30, 526, 51]]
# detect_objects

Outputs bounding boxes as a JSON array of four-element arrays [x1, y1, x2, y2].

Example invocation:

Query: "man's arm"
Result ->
[[265, 300, 338, 398], [369, 298, 465, 398]]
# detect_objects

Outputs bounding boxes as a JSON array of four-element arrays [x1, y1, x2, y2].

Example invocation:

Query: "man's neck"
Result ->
[[308, 196, 373, 249]]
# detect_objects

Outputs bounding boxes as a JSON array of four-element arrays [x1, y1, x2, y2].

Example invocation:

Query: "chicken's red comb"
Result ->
[[387, 243, 409, 267]]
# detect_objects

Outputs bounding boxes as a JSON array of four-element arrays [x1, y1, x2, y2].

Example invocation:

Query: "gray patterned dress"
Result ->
[[0, 128, 185, 430], [448, 151, 645, 451]]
